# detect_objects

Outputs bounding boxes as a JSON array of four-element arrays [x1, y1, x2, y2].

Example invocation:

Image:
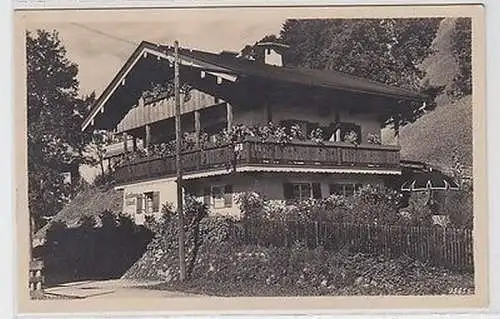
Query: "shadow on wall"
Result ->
[[32, 212, 153, 287]]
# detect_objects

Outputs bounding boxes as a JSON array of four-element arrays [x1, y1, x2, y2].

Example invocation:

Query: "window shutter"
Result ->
[[152, 191, 160, 212], [136, 194, 143, 214], [283, 183, 293, 200], [312, 183, 322, 199], [223, 185, 233, 207], [354, 183, 363, 193], [203, 187, 211, 206]]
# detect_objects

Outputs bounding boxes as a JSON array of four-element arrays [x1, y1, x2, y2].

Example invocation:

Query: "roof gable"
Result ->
[[82, 41, 426, 132]]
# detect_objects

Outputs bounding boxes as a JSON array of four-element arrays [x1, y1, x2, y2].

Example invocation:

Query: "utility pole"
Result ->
[[174, 40, 186, 282]]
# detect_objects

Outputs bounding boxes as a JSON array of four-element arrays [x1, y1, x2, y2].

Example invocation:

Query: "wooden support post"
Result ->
[[264, 101, 272, 123], [194, 110, 201, 149], [226, 103, 233, 131], [123, 132, 128, 153], [394, 113, 400, 146], [132, 137, 138, 152], [174, 40, 187, 282], [145, 125, 151, 150]]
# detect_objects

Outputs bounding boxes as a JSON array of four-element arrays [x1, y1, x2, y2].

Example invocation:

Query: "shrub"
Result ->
[[41, 210, 152, 285], [400, 191, 434, 227], [236, 192, 266, 222], [348, 184, 403, 225], [238, 185, 403, 226], [344, 130, 359, 145], [442, 185, 473, 229], [309, 127, 324, 144], [367, 133, 381, 145]]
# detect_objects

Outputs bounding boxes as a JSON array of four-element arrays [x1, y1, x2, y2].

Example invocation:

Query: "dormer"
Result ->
[[255, 42, 290, 67]]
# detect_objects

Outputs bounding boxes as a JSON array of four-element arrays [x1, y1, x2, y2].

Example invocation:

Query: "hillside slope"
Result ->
[[33, 186, 123, 244], [383, 95, 472, 170], [382, 18, 472, 171]]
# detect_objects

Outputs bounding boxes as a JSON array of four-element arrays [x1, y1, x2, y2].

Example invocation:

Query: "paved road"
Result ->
[[44, 279, 200, 299]]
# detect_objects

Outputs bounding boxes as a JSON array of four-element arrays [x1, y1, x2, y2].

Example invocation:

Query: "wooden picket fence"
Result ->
[[230, 220, 474, 272]]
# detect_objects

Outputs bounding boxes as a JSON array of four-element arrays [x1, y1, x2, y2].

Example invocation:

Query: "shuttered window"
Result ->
[[284, 182, 322, 200], [136, 191, 161, 214], [204, 185, 233, 208], [136, 194, 143, 214], [224, 185, 233, 207], [212, 186, 225, 209], [312, 183, 322, 199], [203, 187, 211, 206], [283, 183, 294, 200], [152, 192, 160, 213]]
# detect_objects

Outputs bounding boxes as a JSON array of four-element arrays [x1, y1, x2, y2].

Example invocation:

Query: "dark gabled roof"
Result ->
[[163, 44, 426, 101], [82, 41, 426, 131]]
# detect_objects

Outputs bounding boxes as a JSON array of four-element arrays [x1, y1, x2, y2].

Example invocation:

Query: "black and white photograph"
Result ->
[[15, 5, 487, 313]]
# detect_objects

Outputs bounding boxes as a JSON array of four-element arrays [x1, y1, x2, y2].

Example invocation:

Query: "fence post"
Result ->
[[29, 260, 44, 298], [315, 221, 319, 248], [295, 220, 299, 244]]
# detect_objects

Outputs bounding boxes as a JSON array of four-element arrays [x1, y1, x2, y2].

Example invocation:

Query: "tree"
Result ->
[[241, 18, 444, 127], [86, 130, 113, 177], [27, 30, 93, 231], [449, 18, 472, 99]]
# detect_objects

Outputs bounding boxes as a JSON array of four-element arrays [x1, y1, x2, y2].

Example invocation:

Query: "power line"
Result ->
[[70, 22, 139, 47]]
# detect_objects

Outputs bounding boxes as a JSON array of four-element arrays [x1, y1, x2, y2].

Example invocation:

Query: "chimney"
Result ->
[[220, 50, 239, 58], [256, 42, 289, 67]]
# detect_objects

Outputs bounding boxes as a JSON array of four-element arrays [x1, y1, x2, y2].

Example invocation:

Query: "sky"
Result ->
[[27, 17, 287, 96]]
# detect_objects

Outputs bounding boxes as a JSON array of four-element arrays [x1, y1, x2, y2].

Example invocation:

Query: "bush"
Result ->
[[442, 185, 473, 229], [135, 196, 239, 280], [348, 184, 403, 225], [41, 211, 152, 286], [124, 212, 240, 282], [93, 172, 115, 187], [238, 185, 403, 226]]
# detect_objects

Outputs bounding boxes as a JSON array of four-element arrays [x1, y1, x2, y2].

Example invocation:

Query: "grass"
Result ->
[[33, 186, 123, 242], [382, 95, 472, 171]]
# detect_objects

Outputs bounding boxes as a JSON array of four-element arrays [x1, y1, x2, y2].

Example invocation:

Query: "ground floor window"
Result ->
[[329, 183, 362, 197], [136, 191, 160, 214], [203, 185, 233, 208], [284, 182, 322, 200]]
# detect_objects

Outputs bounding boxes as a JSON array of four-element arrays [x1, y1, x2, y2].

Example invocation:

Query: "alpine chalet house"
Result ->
[[82, 41, 427, 224]]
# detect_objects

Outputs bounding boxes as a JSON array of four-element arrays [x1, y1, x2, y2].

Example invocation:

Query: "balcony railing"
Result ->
[[114, 138, 400, 184]]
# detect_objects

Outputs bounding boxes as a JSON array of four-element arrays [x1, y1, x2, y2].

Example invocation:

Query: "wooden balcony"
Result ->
[[114, 139, 401, 184]]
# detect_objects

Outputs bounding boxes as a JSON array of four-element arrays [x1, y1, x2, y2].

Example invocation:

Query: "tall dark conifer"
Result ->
[[27, 30, 93, 230]]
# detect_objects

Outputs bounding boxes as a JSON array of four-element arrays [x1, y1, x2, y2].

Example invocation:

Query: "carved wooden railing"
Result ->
[[114, 139, 400, 184]]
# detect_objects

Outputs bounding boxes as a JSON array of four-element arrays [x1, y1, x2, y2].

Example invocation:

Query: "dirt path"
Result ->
[[44, 279, 201, 299]]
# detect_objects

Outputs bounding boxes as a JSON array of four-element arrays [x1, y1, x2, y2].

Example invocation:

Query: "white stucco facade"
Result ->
[[116, 171, 389, 223]]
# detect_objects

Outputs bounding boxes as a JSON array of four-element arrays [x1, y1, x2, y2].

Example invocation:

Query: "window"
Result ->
[[203, 185, 233, 208], [284, 182, 322, 200], [136, 191, 160, 214], [329, 183, 362, 197]]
